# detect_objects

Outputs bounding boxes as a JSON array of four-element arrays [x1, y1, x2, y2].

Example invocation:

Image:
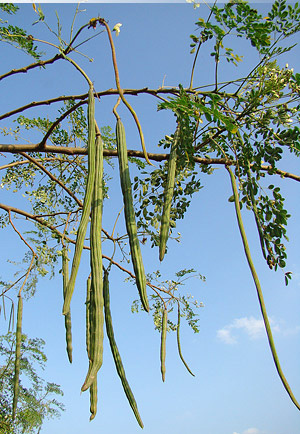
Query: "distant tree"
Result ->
[[0, 332, 64, 434]]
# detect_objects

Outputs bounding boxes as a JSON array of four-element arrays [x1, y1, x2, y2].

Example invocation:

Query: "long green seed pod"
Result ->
[[81, 132, 104, 392], [86, 277, 98, 420], [12, 294, 23, 420], [176, 304, 195, 377], [62, 247, 72, 363], [103, 270, 144, 428], [160, 308, 167, 382], [246, 167, 268, 261], [115, 118, 149, 312], [63, 87, 96, 315], [89, 377, 97, 421], [227, 166, 300, 412], [86, 277, 92, 361], [159, 125, 180, 262]]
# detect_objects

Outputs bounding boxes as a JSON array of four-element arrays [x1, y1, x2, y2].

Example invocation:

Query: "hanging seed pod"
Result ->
[[103, 269, 144, 428], [63, 87, 96, 316], [81, 132, 104, 392], [62, 247, 72, 363], [89, 378, 98, 421], [115, 118, 149, 312], [160, 307, 167, 382], [159, 124, 180, 262], [176, 304, 195, 377], [12, 294, 23, 420], [86, 277, 98, 420]]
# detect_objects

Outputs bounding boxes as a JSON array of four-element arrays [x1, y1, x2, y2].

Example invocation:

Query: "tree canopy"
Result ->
[[0, 1, 299, 430]]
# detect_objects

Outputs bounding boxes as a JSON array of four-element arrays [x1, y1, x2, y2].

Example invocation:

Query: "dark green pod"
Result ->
[[12, 294, 23, 420], [81, 132, 104, 392], [176, 304, 195, 376], [62, 247, 72, 363], [116, 118, 149, 312], [103, 270, 144, 428], [63, 87, 96, 316], [160, 308, 167, 382], [159, 124, 180, 261]]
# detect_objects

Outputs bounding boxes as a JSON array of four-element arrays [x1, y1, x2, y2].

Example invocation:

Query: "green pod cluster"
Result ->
[[159, 124, 180, 262], [81, 132, 104, 393], [62, 247, 72, 363], [160, 308, 167, 382], [12, 294, 23, 420], [115, 118, 149, 313], [103, 270, 144, 429], [63, 87, 96, 316]]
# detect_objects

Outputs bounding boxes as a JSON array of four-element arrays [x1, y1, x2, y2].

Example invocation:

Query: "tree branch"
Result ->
[[0, 202, 154, 294], [0, 88, 181, 122], [0, 54, 63, 82], [0, 144, 299, 181]]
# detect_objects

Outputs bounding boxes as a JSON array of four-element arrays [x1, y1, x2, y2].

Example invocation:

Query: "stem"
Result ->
[[60, 52, 93, 87], [226, 165, 300, 412], [189, 1, 216, 90], [101, 19, 153, 166]]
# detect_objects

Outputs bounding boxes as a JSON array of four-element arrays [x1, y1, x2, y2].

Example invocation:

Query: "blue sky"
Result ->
[[0, 2, 300, 434]]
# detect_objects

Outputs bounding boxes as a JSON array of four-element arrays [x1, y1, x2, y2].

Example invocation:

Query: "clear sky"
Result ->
[[0, 2, 299, 434]]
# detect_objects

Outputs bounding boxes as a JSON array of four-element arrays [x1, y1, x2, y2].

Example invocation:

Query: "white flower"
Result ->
[[286, 63, 289, 68], [113, 23, 122, 36], [186, 0, 200, 9]]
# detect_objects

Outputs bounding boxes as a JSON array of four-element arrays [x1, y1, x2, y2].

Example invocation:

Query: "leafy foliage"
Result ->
[[0, 332, 64, 434], [131, 269, 205, 333], [0, 4, 43, 60]]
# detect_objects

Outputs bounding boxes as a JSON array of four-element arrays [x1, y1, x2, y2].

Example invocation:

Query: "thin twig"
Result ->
[[39, 100, 87, 148], [8, 211, 36, 296], [20, 152, 83, 207]]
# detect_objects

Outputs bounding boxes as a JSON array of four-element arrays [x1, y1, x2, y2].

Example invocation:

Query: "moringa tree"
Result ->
[[0, 0, 300, 427]]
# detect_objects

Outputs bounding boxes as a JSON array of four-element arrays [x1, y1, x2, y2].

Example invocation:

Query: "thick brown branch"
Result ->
[[260, 165, 300, 182], [0, 54, 63, 82], [0, 144, 299, 181], [0, 88, 180, 121], [0, 142, 227, 161]]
